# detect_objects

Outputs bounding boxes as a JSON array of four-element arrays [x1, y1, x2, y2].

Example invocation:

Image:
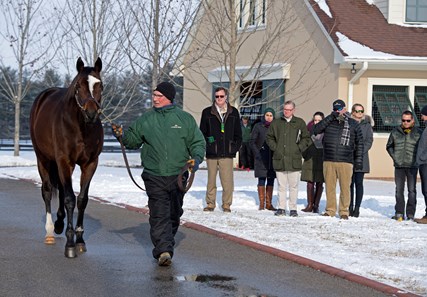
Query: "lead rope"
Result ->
[[99, 109, 195, 193]]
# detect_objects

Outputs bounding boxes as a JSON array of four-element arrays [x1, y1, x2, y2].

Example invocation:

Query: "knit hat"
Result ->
[[154, 82, 176, 101], [332, 99, 346, 111], [264, 107, 275, 118], [421, 105, 427, 116]]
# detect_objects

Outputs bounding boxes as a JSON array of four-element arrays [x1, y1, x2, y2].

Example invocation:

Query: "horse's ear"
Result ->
[[94, 57, 102, 73], [76, 57, 84, 73]]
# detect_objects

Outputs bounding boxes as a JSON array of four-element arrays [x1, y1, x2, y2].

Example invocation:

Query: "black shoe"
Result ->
[[289, 210, 298, 217], [392, 213, 404, 221], [353, 207, 360, 218], [274, 209, 286, 216], [406, 214, 414, 221]]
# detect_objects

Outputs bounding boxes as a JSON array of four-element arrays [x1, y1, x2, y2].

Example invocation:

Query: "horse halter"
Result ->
[[74, 82, 102, 120]]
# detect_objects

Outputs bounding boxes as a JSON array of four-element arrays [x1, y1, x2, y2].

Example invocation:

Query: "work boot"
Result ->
[[257, 185, 266, 210], [302, 182, 314, 212], [158, 252, 172, 266], [265, 185, 276, 211], [414, 215, 427, 224], [312, 183, 323, 213]]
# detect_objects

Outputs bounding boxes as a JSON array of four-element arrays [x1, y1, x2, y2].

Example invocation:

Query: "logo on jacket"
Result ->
[[171, 124, 182, 129]]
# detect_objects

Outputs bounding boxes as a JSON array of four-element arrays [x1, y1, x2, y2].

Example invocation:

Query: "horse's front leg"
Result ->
[[75, 161, 98, 253], [63, 180, 77, 258]]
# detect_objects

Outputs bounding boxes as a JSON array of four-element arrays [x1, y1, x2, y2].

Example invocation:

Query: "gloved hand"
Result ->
[[331, 111, 340, 118], [354, 162, 363, 171], [111, 123, 123, 139], [187, 159, 201, 172]]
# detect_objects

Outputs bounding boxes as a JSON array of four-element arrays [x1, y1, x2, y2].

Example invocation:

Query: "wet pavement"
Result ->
[[0, 178, 394, 297]]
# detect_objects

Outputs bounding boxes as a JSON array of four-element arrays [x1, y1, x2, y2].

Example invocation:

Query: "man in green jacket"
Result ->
[[112, 82, 205, 266], [266, 100, 311, 217]]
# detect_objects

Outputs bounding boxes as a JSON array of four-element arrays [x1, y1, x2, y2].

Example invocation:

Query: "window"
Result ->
[[239, 79, 284, 122], [406, 0, 427, 22], [414, 86, 427, 129], [372, 85, 418, 132], [238, 0, 266, 29]]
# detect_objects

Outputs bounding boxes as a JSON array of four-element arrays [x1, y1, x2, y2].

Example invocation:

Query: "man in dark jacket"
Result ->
[[112, 82, 205, 266], [386, 110, 421, 221], [266, 100, 311, 217], [313, 99, 364, 220], [200, 87, 242, 212], [415, 106, 427, 224]]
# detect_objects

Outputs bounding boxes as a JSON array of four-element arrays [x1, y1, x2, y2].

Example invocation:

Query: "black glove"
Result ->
[[354, 162, 363, 171], [111, 123, 123, 139], [331, 111, 340, 118]]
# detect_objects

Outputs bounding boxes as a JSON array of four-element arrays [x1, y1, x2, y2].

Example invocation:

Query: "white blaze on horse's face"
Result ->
[[88, 75, 101, 98]]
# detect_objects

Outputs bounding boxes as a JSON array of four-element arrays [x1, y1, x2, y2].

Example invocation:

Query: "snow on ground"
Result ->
[[1, 151, 426, 296]]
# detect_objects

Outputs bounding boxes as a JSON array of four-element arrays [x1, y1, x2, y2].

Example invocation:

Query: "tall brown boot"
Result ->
[[265, 185, 276, 211], [257, 185, 266, 210], [312, 183, 323, 213], [302, 182, 314, 212]]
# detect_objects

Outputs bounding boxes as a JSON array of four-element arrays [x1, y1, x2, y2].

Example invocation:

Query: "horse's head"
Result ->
[[73, 57, 103, 123]]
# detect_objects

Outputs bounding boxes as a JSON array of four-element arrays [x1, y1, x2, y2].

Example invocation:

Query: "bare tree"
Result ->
[[58, 0, 142, 123], [0, 0, 64, 156], [179, 0, 329, 111], [122, 0, 199, 90]]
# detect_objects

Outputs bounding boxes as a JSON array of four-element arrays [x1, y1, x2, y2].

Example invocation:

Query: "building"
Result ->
[[178, 0, 427, 178]]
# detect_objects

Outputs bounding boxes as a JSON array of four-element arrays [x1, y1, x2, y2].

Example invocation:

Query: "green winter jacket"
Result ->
[[122, 105, 206, 176], [266, 116, 311, 172], [386, 126, 421, 168]]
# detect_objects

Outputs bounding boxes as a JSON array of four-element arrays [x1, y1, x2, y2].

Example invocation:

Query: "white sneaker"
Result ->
[[158, 252, 172, 266]]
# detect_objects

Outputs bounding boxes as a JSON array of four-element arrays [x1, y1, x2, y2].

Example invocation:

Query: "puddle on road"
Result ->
[[175, 273, 235, 282]]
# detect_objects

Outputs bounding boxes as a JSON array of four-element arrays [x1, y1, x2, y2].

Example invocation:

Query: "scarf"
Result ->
[[339, 113, 351, 146]]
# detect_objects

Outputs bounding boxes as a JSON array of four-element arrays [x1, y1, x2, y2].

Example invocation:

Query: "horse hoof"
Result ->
[[44, 236, 55, 245], [54, 221, 64, 234], [64, 247, 77, 258], [76, 243, 87, 253]]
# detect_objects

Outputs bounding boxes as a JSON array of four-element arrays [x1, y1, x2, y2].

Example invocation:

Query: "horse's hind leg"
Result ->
[[38, 160, 56, 245], [75, 161, 98, 253], [54, 183, 65, 234]]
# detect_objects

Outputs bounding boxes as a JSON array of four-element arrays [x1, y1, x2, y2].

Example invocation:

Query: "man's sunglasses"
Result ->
[[215, 95, 225, 98], [354, 110, 364, 113], [402, 119, 412, 123]]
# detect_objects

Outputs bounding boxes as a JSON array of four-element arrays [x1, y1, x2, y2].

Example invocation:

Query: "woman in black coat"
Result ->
[[250, 108, 277, 210]]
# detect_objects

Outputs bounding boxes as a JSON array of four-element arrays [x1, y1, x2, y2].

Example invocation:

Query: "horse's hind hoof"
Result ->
[[54, 221, 64, 234], [44, 235, 55, 245], [76, 243, 87, 253], [64, 247, 77, 258]]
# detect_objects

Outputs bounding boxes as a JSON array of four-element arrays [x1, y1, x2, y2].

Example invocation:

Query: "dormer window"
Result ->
[[238, 0, 266, 30], [406, 0, 427, 22]]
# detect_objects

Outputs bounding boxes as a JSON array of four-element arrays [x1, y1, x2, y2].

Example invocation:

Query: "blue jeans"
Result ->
[[394, 168, 417, 217], [419, 164, 427, 216], [350, 172, 365, 208]]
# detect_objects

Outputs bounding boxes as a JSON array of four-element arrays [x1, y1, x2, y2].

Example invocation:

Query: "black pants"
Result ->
[[350, 172, 365, 208], [239, 142, 253, 168], [142, 171, 187, 259], [394, 167, 417, 217], [418, 164, 427, 216]]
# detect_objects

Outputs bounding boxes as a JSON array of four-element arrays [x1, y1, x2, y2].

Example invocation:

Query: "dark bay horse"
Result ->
[[30, 57, 103, 258]]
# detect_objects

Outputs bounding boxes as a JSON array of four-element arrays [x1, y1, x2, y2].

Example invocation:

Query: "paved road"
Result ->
[[0, 178, 391, 297]]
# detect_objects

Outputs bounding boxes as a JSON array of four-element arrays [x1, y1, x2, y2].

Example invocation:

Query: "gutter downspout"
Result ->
[[348, 61, 368, 108]]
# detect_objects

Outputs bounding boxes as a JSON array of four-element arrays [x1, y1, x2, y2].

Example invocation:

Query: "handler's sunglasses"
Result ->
[[215, 95, 225, 98], [401, 119, 411, 123], [354, 110, 364, 113]]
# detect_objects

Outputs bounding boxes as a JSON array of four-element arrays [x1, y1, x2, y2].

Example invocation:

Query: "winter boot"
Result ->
[[312, 183, 323, 213], [266, 185, 276, 211], [257, 185, 266, 210], [302, 182, 314, 212], [353, 206, 360, 218]]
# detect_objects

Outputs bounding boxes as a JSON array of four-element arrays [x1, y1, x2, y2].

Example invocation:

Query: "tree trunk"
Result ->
[[14, 101, 21, 156]]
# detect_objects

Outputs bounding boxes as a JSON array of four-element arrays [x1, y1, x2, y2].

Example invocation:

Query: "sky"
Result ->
[[0, 150, 426, 296]]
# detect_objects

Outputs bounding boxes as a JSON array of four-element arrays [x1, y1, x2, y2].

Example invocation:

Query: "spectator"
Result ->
[[111, 81, 205, 266], [266, 101, 311, 217], [349, 103, 373, 217], [301, 111, 325, 213], [200, 87, 242, 212], [386, 110, 421, 221], [313, 99, 364, 220], [415, 106, 427, 224], [239, 115, 253, 170], [250, 108, 277, 211]]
